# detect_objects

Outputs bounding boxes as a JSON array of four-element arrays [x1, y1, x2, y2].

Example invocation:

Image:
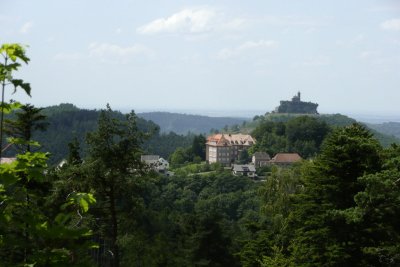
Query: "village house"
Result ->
[[252, 152, 271, 167], [141, 155, 170, 173], [232, 164, 256, 178], [269, 152, 302, 166], [206, 133, 256, 166]]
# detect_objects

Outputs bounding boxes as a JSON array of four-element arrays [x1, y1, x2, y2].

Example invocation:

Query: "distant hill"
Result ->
[[242, 113, 399, 147], [4, 104, 194, 165], [366, 122, 400, 139], [137, 112, 248, 135]]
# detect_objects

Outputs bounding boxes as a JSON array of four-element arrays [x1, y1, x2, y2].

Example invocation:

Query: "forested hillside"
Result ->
[[138, 111, 247, 134], [244, 113, 399, 147], [367, 121, 400, 139], [3, 104, 194, 165]]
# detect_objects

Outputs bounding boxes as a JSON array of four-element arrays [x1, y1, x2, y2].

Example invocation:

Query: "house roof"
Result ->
[[206, 133, 255, 146], [253, 152, 271, 160], [232, 164, 256, 172], [270, 153, 302, 163]]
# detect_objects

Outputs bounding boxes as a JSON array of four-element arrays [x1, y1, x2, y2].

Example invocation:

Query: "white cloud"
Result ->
[[88, 43, 155, 60], [381, 18, 400, 31], [217, 40, 278, 60], [115, 28, 122, 34], [260, 15, 323, 27], [138, 8, 216, 34], [20, 21, 33, 34], [137, 7, 246, 35]]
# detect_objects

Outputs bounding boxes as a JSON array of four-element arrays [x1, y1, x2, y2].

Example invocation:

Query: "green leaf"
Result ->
[[0, 101, 22, 114], [65, 192, 96, 213], [7, 137, 40, 147], [11, 79, 31, 96], [54, 213, 71, 225], [0, 43, 30, 64], [0, 161, 20, 185]]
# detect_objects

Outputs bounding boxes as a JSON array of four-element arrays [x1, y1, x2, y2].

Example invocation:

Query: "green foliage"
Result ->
[[170, 147, 191, 166], [342, 170, 400, 266], [66, 137, 82, 165], [191, 134, 206, 160], [169, 134, 207, 167], [287, 124, 383, 266], [247, 123, 400, 267], [6, 104, 193, 165], [117, 172, 261, 266], [4, 103, 48, 152], [260, 246, 295, 267], [0, 152, 96, 266], [0, 43, 31, 159], [251, 115, 330, 158], [78, 105, 147, 267], [0, 45, 96, 266]]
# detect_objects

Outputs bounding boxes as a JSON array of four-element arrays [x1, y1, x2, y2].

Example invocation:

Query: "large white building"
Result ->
[[206, 133, 255, 166]]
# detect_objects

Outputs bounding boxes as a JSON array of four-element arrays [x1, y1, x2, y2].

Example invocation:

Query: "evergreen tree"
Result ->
[[289, 123, 382, 266], [67, 137, 82, 165], [4, 103, 48, 152], [84, 105, 146, 267], [191, 134, 206, 161]]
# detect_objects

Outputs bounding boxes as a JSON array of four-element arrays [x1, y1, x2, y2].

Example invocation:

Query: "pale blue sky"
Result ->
[[1, 0, 400, 117]]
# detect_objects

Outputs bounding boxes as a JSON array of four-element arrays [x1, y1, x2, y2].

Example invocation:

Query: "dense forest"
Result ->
[[3, 103, 195, 165], [1, 44, 400, 266]]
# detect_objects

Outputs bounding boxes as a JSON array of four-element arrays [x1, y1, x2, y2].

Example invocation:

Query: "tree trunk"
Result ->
[[109, 185, 119, 267]]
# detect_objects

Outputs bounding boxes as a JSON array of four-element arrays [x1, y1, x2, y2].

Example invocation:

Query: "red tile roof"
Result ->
[[206, 133, 255, 146], [270, 153, 302, 163]]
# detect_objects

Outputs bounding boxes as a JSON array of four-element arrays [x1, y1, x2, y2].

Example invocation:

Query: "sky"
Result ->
[[1, 0, 400, 118]]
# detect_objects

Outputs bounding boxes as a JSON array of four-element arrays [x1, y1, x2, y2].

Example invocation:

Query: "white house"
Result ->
[[232, 164, 257, 178], [141, 155, 170, 173]]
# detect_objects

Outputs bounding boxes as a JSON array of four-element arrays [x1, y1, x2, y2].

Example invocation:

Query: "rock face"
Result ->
[[276, 92, 318, 114]]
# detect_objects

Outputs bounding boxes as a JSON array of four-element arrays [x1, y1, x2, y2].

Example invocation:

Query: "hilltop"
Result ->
[[232, 112, 399, 147]]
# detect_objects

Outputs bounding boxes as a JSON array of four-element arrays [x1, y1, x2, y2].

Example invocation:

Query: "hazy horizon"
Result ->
[[39, 101, 400, 124]]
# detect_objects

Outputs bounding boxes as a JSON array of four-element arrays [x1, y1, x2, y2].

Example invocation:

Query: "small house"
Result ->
[[232, 164, 257, 178], [141, 155, 170, 173], [269, 153, 302, 166], [252, 152, 271, 167]]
